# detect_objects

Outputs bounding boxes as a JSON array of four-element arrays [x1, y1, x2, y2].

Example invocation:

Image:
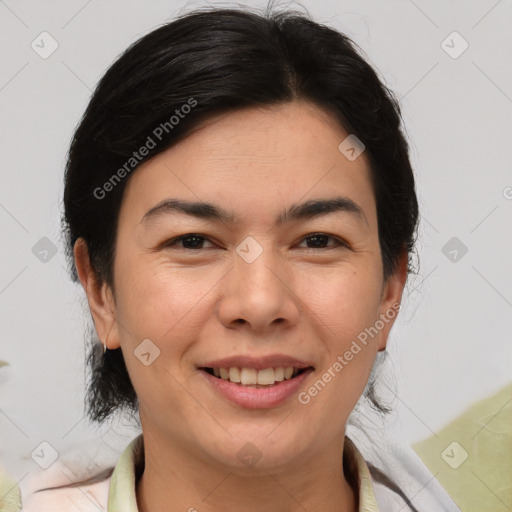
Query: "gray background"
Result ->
[[1, 0, 511, 484]]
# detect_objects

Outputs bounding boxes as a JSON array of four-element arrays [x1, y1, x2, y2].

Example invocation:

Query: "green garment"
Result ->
[[413, 382, 512, 512], [0, 465, 21, 512]]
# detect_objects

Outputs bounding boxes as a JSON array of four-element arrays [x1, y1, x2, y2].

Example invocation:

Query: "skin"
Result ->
[[75, 100, 407, 512]]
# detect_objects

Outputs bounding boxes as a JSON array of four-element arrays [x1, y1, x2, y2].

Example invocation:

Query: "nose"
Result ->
[[217, 241, 301, 334]]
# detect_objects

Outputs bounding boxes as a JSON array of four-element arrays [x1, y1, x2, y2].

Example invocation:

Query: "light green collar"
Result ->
[[107, 434, 379, 511]]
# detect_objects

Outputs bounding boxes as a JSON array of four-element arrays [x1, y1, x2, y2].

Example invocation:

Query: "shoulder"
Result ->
[[21, 471, 112, 512], [18, 434, 125, 512], [20, 433, 142, 512], [346, 424, 462, 512]]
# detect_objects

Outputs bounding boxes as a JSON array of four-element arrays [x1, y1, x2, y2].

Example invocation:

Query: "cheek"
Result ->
[[301, 265, 383, 346], [112, 258, 212, 414], [298, 263, 383, 410], [298, 269, 382, 422], [114, 255, 218, 342]]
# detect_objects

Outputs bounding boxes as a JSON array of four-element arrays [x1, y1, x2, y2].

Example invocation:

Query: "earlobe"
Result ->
[[377, 252, 408, 351], [73, 238, 120, 349]]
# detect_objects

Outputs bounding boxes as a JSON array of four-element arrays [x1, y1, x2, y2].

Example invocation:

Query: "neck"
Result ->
[[135, 429, 358, 512]]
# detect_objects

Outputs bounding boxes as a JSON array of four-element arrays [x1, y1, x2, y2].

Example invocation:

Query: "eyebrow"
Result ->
[[141, 196, 368, 226]]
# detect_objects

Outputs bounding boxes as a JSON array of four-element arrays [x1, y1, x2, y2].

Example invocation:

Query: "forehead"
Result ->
[[119, 101, 376, 228]]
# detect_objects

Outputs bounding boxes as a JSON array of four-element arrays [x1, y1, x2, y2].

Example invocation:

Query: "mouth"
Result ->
[[197, 355, 315, 408], [200, 366, 313, 388]]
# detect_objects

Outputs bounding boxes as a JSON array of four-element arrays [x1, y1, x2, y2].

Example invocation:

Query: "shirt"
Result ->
[[106, 434, 380, 512], [14, 427, 462, 511]]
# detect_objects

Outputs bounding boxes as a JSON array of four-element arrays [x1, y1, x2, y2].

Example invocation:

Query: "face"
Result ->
[[77, 100, 405, 472]]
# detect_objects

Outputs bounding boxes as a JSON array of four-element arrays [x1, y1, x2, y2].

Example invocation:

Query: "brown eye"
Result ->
[[297, 233, 347, 249], [165, 233, 215, 250]]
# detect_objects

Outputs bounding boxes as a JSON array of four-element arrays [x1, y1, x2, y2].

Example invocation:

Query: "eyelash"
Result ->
[[163, 233, 348, 251]]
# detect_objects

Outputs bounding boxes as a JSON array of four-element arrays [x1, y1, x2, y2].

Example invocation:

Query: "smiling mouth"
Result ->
[[200, 366, 313, 387]]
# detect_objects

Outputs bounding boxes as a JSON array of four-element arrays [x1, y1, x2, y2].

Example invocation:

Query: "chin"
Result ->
[[200, 430, 308, 473]]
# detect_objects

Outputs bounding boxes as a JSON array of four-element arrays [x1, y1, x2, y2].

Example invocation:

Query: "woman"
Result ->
[[17, 5, 461, 512]]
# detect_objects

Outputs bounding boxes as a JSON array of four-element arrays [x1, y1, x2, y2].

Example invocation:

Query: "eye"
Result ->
[[164, 233, 215, 250], [162, 232, 347, 251], [296, 233, 347, 250]]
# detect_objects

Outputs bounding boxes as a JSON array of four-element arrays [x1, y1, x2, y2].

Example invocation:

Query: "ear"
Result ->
[[73, 238, 121, 350], [376, 251, 408, 351]]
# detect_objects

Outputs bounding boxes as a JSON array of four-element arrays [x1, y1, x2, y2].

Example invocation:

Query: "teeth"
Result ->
[[257, 368, 275, 385], [212, 366, 301, 386], [274, 367, 284, 381], [240, 368, 257, 385], [229, 367, 241, 383]]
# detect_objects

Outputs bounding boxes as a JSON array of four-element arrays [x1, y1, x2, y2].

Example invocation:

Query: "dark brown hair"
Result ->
[[62, 6, 418, 424]]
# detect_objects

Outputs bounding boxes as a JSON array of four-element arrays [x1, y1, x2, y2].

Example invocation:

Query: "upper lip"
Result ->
[[200, 354, 314, 371]]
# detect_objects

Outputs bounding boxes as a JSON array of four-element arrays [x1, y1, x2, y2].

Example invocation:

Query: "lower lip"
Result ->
[[200, 369, 313, 409]]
